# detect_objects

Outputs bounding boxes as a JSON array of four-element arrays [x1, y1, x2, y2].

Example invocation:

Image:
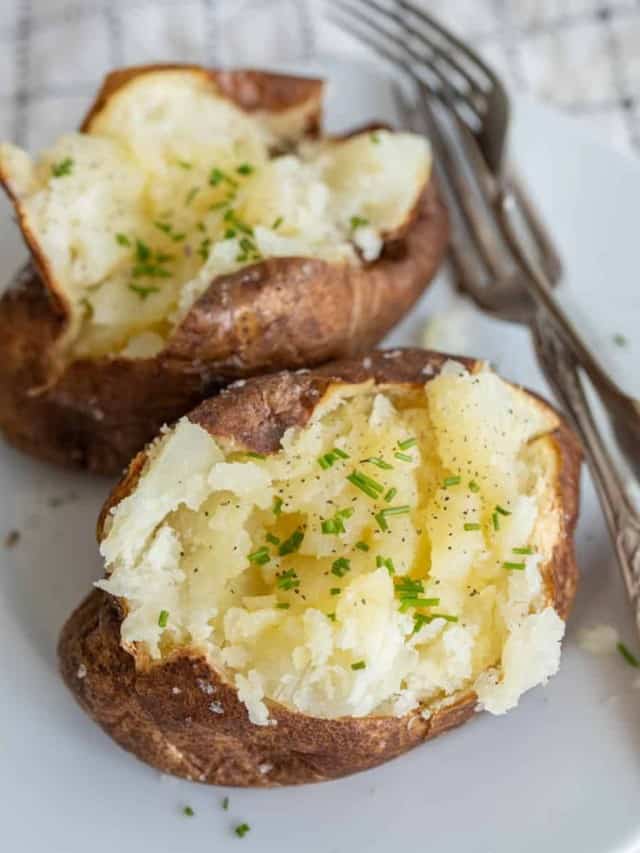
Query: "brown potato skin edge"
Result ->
[[59, 349, 582, 787], [0, 177, 449, 474]]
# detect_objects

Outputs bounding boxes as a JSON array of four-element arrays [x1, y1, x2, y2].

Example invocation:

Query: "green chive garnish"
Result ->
[[513, 546, 534, 555], [326, 612, 336, 622], [246, 451, 266, 459], [183, 806, 195, 817], [272, 496, 283, 515], [355, 541, 370, 551], [185, 186, 199, 205], [236, 163, 254, 175], [276, 602, 290, 610], [276, 568, 300, 590], [330, 587, 341, 596], [384, 487, 397, 503], [503, 561, 525, 571], [278, 530, 304, 556], [617, 642, 640, 668], [469, 480, 480, 493], [492, 512, 499, 531], [351, 660, 366, 670], [443, 476, 462, 487], [464, 523, 481, 531], [495, 505, 511, 516], [222, 796, 229, 810], [332, 447, 349, 459], [375, 505, 410, 530], [347, 470, 384, 499], [266, 533, 280, 546], [248, 547, 270, 565], [397, 437, 417, 450], [613, 333, 628, 348], [331, 557, 351, 578], [394, 452, 413, 463], [128, 283, 159, 300], [115, 232, 131, 246], [376, 555, 395, 575], [429, 613, 459, 623], [177, 159, 192, 169], [272, 216, 283, 229], [370, 131, 381, 143], [350, 215, 369, 230], [361, 457, 393, 470], [158, 609, 169, 628], [399, 597, 441, 611], [51, 157, 73, 177], [235, 823, 250, 838]]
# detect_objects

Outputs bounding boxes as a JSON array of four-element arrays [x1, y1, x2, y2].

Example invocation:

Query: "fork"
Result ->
[[327, 0, 640, 638]]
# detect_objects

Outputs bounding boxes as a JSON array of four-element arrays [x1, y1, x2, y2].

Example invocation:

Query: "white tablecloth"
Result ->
[[1, 0, 638, 157]]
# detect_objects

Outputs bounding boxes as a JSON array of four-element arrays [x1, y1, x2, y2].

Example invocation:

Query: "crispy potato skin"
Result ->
[[60, 349, 582, 786], [0, 65, 449, 474]]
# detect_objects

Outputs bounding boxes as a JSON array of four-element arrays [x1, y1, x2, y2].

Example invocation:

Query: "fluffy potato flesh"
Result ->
[[0, 70, 431, 359], [98, 362, 566, 725]]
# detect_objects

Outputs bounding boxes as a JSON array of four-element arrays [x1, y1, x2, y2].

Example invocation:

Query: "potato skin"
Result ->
[[0, 66, 449, 474], [60, 349, 582, 786]]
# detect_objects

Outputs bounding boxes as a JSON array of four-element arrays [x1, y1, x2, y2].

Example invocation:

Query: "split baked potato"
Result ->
[[0, 65, 449, 474], [59, 348, 581, 786]]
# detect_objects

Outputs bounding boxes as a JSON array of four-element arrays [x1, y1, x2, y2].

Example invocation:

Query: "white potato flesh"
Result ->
[[0, 71, 431, 358], [98, 363, 566, 723]]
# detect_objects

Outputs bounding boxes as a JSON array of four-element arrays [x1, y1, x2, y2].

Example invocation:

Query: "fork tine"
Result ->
[[331, 0, 488, 125], [328, 0, 516, 286]]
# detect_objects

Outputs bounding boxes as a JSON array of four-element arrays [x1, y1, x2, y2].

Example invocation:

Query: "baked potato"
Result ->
[[0, 65, 449, 474], [59, 348, 581, 786]]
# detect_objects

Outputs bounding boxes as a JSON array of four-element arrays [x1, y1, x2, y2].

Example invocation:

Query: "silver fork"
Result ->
[[328, 0, 640, 638]]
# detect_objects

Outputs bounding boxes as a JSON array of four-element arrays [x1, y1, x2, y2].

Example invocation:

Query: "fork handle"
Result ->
[[531, 307, 640, 635]]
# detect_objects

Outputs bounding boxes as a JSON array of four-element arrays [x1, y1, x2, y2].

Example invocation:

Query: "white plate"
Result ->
[[1, 55, 639, 853]]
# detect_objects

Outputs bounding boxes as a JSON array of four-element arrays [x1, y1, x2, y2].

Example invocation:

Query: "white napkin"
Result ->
[[1, 0, 638, 157]]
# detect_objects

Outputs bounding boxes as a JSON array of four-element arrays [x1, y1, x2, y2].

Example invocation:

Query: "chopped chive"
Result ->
[[355, 541, 370, 552], [234, 823, 250, 838], [321, 519, 338, 534], [331, 557, 351, 578], [495, 505, 511, 516], [209, 167, 225, 186], [347, 470, 384, 499], [272, 216, 283, 229], [350, 215, 369, 230], [276, 602, 290, 610], [380, 505, 410, 518], [617, 642, 640, 668], [469, 480, 480, 493], [222, 796, 229, 810], [183, 806, 195, 817], [351, 660, 366, 670], [443, 476, 462, 488], [370, 131, 381, 143], [375, 511, 388, 531], [128, 283, 160, 300], [248, 547, 270, 565], [236, 162, 254, 175], [185, 186, 199, 205], [384, 487, 397, 503], [171, 232, 186, 242], [399, 597, 441, 611], [361, 457, 393, 470], [135, 239, 151, 262], [177, 159, 192, 170], [330, 587, 341, 596], [276, 568, 300, 590], [272, 496, 283, 515], [225, 228, 237, 239], [394, 577, 426, 599], [412, 613, 430, 634], [513, 546, 534, 555], [158, 609, 169, 628], [613, 333, 628, 348], [394, 452, 413, 463], [115, 232, 131, 246], [397, 437, 417, 450], [278, 530, 304, 556], [51, 157, 73, 177], [326, 612, 336, 622], [154, 220, 172, 234], [332, 447, 349, 459], [428, 613, 459, 623], [376, 555, 395, 575], [246, 451, 266, 459], [503, 561, 526, 571], [492, 512, 499, 531], [464, 523, 481, 531], [265, 533, 280, 546]]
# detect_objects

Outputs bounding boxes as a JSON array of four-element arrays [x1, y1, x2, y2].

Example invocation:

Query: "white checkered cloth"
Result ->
[[1, 0, 639, 157]]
